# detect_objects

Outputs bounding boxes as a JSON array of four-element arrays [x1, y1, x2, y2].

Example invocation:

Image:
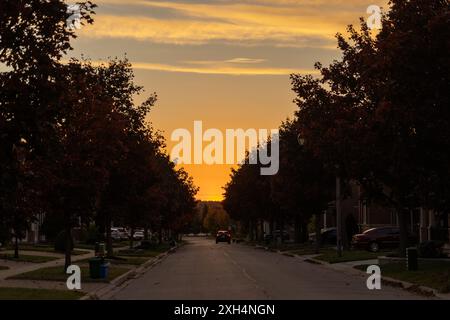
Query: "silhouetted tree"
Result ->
[[292, 0, 450, 256]]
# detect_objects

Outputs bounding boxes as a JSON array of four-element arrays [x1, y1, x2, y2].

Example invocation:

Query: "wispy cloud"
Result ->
[[225, 58, 266, 64], [183, 57, 267, 65], [130, 61, 317, 76], [80, 0, 387, 48], [76, 59, 317, 76]]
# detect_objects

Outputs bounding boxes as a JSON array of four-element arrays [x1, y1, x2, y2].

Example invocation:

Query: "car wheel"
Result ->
[[369, 242, 379, 252]]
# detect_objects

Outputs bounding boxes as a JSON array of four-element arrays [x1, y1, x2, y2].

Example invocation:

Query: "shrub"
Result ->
[[418, 240, 445, 258]]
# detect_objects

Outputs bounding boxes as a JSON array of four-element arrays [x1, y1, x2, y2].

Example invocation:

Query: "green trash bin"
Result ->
[[407, 247, 418, 271], [89, 257, 103, 279]]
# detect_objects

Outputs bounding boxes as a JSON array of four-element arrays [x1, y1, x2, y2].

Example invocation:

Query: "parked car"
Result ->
[[352, 227, 416, 252], [133, 231, 145, 241], [309, 228, 337, 245], [216, 230, 231, 244], [264, 230, 290, 242], [111, 229, 122, 241], [111, 227, 129, 241], [117, 228, 130, 240]]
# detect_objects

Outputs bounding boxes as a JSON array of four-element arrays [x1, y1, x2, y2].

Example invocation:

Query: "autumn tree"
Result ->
[[223, 151, 275, 241], [0, 0, 96, 258], [202, 203, 230, 234], [292, 0, 450, 256], [271, 119, 333, 249]]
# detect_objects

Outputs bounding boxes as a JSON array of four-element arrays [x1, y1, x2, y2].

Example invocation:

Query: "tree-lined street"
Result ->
[[112, 238, 423, 300]]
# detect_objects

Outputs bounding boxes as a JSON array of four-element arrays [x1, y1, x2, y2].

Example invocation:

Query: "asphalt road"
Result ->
[[112, 237, 424, 300]]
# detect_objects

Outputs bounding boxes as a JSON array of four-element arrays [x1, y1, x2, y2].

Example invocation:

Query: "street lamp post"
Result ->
[[335, 168, 343, 257]]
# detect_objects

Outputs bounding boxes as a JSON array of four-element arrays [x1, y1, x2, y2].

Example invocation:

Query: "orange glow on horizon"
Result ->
[[71, 0, 389, 202]]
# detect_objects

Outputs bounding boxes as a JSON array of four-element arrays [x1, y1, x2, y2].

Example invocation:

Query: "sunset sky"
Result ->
[[71, 0, 386, 201]]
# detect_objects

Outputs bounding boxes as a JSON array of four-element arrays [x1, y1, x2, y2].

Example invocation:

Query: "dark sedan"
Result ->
[[352, 226, 416, 252]]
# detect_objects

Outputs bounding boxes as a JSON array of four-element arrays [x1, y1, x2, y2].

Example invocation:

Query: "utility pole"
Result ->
[[336, 173, 343, 257]]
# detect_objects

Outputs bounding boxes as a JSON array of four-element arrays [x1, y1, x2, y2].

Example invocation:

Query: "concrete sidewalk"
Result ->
[[0, 245, 133, 295], [0, 245, 132, 281], [295, 255, 450, 300], [0, 250, 95, 281]]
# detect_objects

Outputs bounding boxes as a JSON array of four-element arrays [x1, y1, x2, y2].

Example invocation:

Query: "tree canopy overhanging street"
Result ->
[[0, 0, 449, 301]]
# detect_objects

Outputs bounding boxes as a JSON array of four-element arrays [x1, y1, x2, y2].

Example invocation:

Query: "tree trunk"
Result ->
[[64, 226, 72, 272], [294, 215, 301, 243], [279, 219, 285, 244], [14, 236, 19, 259], [398, 208, 408, 258], [105, 216, 113, 258], [158, 226, 163, 244], [259, 220, 264, 242], [129, 227, 135, 249], [315, 213, 322, 254], [300, 220, 309, 243], [248, 220, 253, 241]]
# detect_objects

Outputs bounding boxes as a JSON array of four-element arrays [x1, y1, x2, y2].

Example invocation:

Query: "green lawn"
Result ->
[[2, 244, 89, 256], [71, 250, 91, 256], [75, 242, 129, 251], [287, 246, 336, 256], [78, 256, 149, 266], [109, 256, 149, 266], [117, 244, 171, 257], [355, 261, 450, 293], [0, 287, 84, 300], [6, 244, 55, 253], [0, 253, 59, 263], [9, 265, 130, 283], [314, 250, 383, 264], [114, 241, 133, 248], [74, 244, 95, 250], [247, 242, 336, 256]]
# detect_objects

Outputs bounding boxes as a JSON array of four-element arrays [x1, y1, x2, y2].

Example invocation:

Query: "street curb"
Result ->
[[80, 244, 182, 300], [303, 256, 448, 299]]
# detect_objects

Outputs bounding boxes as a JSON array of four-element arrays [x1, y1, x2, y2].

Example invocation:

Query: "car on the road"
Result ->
[[351, 226, 416, 252], [216, 230, 231, 244]]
